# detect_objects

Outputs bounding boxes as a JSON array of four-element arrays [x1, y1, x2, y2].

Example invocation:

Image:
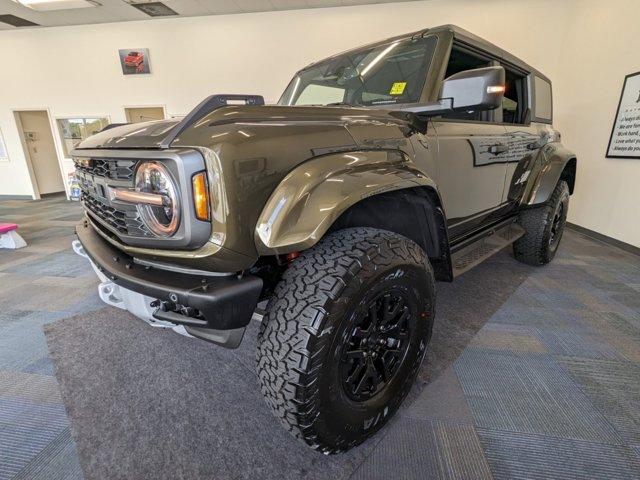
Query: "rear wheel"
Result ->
[[513, 180, 570, 266], [256, 228, 435, 453]]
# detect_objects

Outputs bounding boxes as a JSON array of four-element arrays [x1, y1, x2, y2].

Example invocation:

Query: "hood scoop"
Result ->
[[159, 94, 265, 148], [75, 94, 265, 150]]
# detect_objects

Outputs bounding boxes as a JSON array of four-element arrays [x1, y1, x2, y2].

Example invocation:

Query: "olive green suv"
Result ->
[[72, 25, 576, 453]]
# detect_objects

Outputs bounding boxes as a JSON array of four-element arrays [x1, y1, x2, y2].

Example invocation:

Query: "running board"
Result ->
[[451, 222, 525, 277]]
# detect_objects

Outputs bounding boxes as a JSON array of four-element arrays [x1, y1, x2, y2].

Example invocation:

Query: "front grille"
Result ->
[[80, 183, 151, 238], [74, 158, 137, 181]]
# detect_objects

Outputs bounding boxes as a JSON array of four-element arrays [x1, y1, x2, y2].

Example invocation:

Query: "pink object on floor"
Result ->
[[0, 223, 26, 249], [0, 223, 18, 234]]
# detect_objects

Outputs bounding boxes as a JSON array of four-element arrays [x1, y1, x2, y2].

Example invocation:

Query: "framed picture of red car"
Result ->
[[118, 48, 151, 75]]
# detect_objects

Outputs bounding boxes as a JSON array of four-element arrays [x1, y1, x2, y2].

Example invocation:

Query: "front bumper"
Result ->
[[76, 220, 263, 348]]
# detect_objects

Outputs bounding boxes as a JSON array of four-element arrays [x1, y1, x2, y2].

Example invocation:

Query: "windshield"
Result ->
[[278, 35, 437, 107]]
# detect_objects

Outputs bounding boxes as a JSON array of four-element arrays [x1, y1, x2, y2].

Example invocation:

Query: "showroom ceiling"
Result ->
[[0, 0, 420, 30]]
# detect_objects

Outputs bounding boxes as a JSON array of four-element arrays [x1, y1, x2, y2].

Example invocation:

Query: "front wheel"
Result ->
[[256, 228, 435, 453], [513, 180, 570, 266]]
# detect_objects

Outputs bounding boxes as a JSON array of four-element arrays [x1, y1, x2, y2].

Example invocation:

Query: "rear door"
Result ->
[[501, 71, 552, 207]]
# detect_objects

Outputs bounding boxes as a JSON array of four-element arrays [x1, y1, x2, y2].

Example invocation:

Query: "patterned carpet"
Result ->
[[1, 194, 639, 479], [0, 195, 97, 480]]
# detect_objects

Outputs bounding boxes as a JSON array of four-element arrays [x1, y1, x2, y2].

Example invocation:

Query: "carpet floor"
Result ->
[[1, 195, 640, 479]]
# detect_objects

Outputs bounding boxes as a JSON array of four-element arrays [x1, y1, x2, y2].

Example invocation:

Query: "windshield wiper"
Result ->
[[325, 102, 356, 107]]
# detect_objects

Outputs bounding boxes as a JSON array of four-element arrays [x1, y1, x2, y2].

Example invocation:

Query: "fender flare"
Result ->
[[254, 150, 440, 255], [522, 143, 576, 206]]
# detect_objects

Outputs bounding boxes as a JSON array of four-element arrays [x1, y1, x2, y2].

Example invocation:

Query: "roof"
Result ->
[[427, 24, 550, 83], [301, 24, 550, 83]]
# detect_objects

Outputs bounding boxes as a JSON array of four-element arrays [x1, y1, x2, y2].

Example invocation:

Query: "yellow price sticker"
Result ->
[[390, 82, 407, 95]]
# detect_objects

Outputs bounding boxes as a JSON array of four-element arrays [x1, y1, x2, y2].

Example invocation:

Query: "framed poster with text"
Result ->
[[606, 71, 640, 159]]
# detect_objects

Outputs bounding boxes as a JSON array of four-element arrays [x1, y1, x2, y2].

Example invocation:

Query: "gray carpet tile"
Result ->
[[0, 372, 62, 404], [468, 324, 546, 353], [559, 356, 640, 444], [0, 252, 36, 268], [0, 195, 85, 480], [352, 418, 492, 480], [5, 250, 94, 278], [536, 329, 626, 360], [454, 348, 621, 443], [0, 400, 70, 480], [12, 428, 82, 480], [404, 367, 475, 423], [477, 429, 640, 480]]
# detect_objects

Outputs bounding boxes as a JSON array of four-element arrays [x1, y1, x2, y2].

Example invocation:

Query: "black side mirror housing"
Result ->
[[390, 66, 506, 122]]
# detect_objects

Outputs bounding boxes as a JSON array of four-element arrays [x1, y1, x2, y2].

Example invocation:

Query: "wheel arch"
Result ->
[[523, 143, 577, 205], [254, 150, 453, 280], [560, 156, 576, 195], [328, 187, 453, 281]]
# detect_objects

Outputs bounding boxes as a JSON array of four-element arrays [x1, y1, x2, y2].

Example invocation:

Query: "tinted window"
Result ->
[[442, 46, 491, 122], [534, 76, 552, 121], [279, 36, 437, 107], [502, 68, 528, 124]]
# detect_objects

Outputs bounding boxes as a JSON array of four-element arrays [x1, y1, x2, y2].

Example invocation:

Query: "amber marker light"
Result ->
[[487, 85, 506, 94], [192, 172, 210, 221]]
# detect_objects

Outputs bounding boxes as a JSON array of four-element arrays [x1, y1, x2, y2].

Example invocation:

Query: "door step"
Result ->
[[451, 222, 525, 277]]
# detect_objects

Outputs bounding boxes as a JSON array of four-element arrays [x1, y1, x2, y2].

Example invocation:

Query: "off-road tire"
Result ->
[[256, 228, 435, 453], [513, 180, 570, 266]]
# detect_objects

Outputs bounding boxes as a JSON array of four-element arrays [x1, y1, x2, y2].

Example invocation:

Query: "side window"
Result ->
[[533, 76, 552, 122], [502, 67, 528, 124], [296, 84, 345, 105], [442, 46, 491, 122]]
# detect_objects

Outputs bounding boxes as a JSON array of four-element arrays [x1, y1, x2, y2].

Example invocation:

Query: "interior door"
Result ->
[[17, 110, 64, 195], [431, 120, 510, 240], [125, 107, 165, 123]]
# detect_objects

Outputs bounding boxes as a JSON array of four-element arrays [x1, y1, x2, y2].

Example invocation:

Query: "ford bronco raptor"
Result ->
[[72, 25, 576, 453]]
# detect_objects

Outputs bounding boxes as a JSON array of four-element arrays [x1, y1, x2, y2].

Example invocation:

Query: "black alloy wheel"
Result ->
[[340, 290, 415, 402]]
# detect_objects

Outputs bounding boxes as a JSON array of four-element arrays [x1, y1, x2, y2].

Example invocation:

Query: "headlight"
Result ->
[[135, 162, 180, 237]]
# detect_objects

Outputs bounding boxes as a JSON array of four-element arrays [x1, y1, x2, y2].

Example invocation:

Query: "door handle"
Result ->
[[488, 144, 509, 155]]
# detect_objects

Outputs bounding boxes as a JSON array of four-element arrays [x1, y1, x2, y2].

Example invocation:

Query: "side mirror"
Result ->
[[442, 66, 505, 112], [389, 66, 505, 122]]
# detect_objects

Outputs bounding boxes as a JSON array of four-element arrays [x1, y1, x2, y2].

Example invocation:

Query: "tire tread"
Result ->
[[256, 227, 433, 452]]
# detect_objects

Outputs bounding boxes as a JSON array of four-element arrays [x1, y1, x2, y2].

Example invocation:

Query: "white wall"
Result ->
[[0, 0, 638, 246], [553, 0, 640, 248]]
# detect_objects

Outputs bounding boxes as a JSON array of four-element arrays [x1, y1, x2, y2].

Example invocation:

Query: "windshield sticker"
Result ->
[[390, 82, 407, 95]]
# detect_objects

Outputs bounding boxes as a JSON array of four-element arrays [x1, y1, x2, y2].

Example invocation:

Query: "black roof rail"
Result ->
[[160, 94, 265, 148]]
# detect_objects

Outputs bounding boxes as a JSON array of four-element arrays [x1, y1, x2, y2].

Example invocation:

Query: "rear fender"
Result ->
[[522, 143, 576, 205], [255, 150, 437, 255]]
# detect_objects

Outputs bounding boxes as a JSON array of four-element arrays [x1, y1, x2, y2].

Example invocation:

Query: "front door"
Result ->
[[430, 120, 510, 240]]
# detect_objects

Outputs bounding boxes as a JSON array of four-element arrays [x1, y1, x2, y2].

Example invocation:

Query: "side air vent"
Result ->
[[0, 15, 39, 27], [130, 2, 177, 16]]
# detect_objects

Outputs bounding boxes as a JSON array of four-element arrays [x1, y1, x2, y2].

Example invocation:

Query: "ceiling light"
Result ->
[[128, 1, 178, 17], [12, 0, 100, 11]]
